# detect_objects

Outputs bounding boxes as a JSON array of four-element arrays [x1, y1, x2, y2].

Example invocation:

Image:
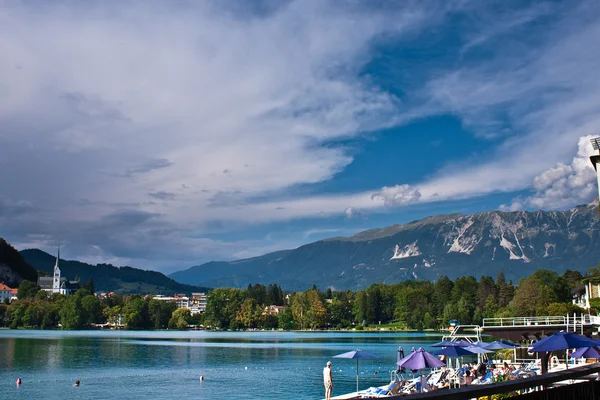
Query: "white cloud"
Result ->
[[501, 136, 598, 210], [371, 184, 422, 206], [0, 1, 449, 264], [3, 0, 600, 269]]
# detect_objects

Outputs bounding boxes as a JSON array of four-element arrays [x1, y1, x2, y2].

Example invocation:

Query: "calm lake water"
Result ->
[[0, 330, 445, 400]]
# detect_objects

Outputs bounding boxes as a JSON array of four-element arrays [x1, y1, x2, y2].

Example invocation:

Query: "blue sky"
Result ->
[[1, 0, 600, 273]]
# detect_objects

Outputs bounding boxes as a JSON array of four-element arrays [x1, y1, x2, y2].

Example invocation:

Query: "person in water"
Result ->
[[73, 380, 80, 387], [323, 361, 333, 400], [16, 378, 22, 387]]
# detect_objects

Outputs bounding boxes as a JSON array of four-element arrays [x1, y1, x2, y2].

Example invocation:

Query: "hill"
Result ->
[[0, 238, 38, 287], [21, 249, 209, 295], [170, 204, 600, 291]]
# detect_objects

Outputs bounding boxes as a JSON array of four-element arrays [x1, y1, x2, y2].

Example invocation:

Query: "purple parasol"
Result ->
[[397, 348, 445, 393], [397, 348, 445, 370]]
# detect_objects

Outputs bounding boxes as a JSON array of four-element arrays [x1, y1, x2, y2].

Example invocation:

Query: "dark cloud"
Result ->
[[149, 191, 176, 200], [118, 159, 174, 178]]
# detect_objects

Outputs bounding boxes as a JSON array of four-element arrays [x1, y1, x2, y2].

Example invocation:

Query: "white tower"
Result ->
[[52, 247, 61, 293]]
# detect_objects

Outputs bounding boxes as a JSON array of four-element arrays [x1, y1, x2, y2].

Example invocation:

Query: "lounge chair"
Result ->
[[359, 380, 402, 398]]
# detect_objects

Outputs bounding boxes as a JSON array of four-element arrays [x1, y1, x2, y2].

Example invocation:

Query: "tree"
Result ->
[[168, 308, 191, 330], [278, 307, 294, 330], [305, 290, 327, 329], [148, 299, 177, 329], [352, 291, 368, 325], [17, 280, 39, 300], [432, 276, 453, 317], [83, 278, 95, 294], [121, 295, 150, 329], [81, 295, 102, 324], [497, 272, 514, 308], [236, 298, 260, 329], [477, 276, 498, 310], [59, 295, 85, 329]]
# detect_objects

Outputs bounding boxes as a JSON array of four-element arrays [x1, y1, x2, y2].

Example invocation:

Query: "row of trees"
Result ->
[[204, 269, 589, 330], [0, 280, 199, 330], [0, 269, 592, 330]]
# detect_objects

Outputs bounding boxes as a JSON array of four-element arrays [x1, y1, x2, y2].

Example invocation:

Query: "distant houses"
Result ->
[[152, 292, 208, 314], [0, 282, 18, 303], [37, 249, 79, 295]]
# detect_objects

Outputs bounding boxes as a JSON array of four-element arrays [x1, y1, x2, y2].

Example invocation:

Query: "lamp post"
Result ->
[[589, 138, 600, 202]]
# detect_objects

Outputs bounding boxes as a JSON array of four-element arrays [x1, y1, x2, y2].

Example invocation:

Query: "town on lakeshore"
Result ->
[[3, 1, 600, 399]]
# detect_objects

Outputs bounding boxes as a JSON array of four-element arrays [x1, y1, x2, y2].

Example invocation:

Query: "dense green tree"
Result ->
[[168, 308, 191, 330], [277, 307, 294, 330], [59, 295, 85, 329], [121, 295, 150, 329], [17, 280, 40, 300], [236, 298, 261, 329], [477, 276, 497, 310], [352, 291, 368, 325], [148, 299, 177, 329], [432, 276, 453, 317]]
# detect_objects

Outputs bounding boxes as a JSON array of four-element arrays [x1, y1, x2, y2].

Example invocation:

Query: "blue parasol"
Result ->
[[333, 350, 380, 393], [570, 347, 600, 359], [529, 331, 600, 352], [433, 346, 476, 357]]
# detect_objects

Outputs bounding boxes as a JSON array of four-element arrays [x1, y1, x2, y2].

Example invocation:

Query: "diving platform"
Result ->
[[481, 314, 600, 342]]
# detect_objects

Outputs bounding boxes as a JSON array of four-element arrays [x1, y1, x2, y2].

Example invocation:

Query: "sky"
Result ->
[[2, 0, 600, 274]]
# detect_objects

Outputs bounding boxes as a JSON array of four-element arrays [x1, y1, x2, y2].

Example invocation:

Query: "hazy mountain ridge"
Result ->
[[170, 204, 600, 291], [21, 249, 210, 295]]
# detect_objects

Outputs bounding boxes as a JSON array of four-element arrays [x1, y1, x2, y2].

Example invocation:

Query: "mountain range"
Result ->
[[169, 203, 600, 291], [19, 249, 210, 295]]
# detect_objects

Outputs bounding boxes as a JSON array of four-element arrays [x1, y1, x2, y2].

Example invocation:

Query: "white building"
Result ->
[[0, 282, 17, 303], [37, 248, 79, 295], [153, 292, 207, 314], [190, 293, 208, 314]]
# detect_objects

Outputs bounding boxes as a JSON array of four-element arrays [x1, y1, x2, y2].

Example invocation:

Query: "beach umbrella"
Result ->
[[485, 340, 519, 350], [433, 346, 476, 357], [464, 345, 493, 354], [397, 348, 445, 392], [529, 331, 600, 372], [528, 331, 600, 352], [333, 350, 380, 393], [453, 340, 474, 347], [431, 340, 462, 347], [570, 347, 600, 359]]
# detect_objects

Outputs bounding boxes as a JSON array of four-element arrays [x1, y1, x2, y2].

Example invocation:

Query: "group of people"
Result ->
[[15, 378, 80, 388], [462, 361, 516, 385]]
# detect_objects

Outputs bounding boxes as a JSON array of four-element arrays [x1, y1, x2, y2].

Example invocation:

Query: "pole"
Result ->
[[356, 359, 359, 393]]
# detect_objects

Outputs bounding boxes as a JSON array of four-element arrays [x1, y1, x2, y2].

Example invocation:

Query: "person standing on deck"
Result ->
[[324, 361, 333, 400]]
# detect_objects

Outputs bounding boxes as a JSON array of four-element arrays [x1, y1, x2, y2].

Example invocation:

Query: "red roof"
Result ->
[[0, 282, 16, 291]]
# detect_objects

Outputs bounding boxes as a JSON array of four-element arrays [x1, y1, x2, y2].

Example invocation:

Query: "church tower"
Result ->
[[53, 248, 61, 293]]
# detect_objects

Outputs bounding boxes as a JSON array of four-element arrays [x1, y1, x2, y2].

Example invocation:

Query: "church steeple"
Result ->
[[53, 247, 61, 293]]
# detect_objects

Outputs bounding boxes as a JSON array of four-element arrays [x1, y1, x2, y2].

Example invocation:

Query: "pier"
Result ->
[[481, 314, 600, 342]]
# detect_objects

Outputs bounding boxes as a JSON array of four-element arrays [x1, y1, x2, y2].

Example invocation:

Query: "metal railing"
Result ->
[[483, 316, 566, 327]]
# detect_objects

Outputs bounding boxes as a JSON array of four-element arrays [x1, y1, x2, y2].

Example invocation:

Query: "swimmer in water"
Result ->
[[16, 378, 22, 387], [73, 380, 80, 387]]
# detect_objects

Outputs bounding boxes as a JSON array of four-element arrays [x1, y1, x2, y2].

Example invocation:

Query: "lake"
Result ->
[[0, 330, 445, 399]]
